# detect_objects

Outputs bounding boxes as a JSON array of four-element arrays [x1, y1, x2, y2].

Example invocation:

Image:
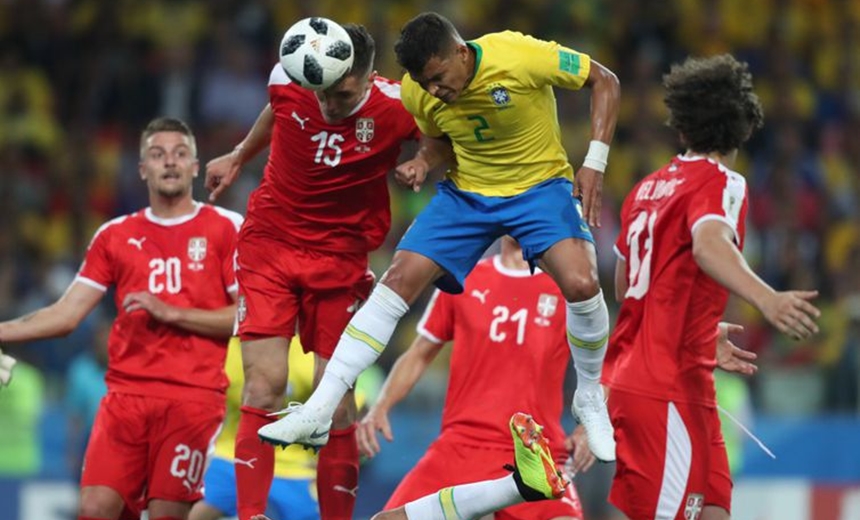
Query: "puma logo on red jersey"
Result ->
[[292, 111, 310, 130], [333, 484, 358, 497], [127, 237, 146, 250], [470, 289, 489, 304]]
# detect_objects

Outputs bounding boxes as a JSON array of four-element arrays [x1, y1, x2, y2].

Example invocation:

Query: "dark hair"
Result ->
[[394, 12, 461, 75], [663, 54, 764, 154], [140, 117, 197, 157], [343, 23, 375, 79]]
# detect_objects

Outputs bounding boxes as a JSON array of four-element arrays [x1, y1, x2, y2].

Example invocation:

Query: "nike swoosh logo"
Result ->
[[309, 428, 329, 440]]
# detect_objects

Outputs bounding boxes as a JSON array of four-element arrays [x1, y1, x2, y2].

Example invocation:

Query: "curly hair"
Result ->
[[663, 54, 764, 154], [394, 12, 461, 76]]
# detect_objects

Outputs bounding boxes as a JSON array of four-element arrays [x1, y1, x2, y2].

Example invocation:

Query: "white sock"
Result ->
[[404, 475, 521, 520], [305, 283, 409, 418], [566, 290, 609, 392]]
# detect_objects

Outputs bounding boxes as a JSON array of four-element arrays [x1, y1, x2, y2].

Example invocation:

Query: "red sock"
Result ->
[[317, 423, 360, 520], [235, 406, 276, 520]]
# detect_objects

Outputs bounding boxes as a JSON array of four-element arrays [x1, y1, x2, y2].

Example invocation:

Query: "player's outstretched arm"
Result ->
[[394, 134, 454, 193], [0, 281, 103, 344], [574, 60, 620, 228], [205, 104, 274, 202], [716, 322, 758, 375], [122, 291, 237, 339], [357, 335, 443, 458], [693, 220, 820, 340]]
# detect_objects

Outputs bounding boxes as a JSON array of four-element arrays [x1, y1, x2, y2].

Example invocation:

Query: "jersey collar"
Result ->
[[492, 255, 539, 277], [144, 201, 202, 226]]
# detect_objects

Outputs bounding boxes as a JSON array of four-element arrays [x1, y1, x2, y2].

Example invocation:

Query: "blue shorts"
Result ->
[[201, 456, 319, 520], [397, 178, 593, 293]]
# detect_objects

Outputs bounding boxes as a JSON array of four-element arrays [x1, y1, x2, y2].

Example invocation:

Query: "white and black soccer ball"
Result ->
[[279, 17, 354, 91]]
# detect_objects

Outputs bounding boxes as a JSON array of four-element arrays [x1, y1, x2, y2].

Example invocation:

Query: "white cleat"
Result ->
[[571, 388, 616, 462], [258, 403, 332, 452]]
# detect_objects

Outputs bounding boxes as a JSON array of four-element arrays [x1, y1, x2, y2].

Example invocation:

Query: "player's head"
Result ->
[[395, 12, 472, 104], [139, 117, 199, 199], [315, 23, 376, 123], [663, 54, 764, 155]]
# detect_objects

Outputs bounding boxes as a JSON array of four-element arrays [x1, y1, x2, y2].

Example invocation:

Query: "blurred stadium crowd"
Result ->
[[1, 0, 859, 488]]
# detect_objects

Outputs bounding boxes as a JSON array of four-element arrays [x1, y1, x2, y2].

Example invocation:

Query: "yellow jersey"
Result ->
[[213, 337, 316, 479], [401, 31, 591, 197]]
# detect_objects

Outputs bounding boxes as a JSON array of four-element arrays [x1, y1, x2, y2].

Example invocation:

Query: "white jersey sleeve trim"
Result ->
[[416, 290, 445, 344], [613, 244, 627, 262], [374, 78, 402, 99], [269, 63, 290, 86], [226, 282, 239, 294], [211, 206, 244, 231], [690, 214, 741, 245], [89, 214, 129, 245], [74, 276, 108, 293]]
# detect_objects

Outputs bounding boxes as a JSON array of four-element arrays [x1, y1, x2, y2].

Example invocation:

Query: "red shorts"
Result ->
[[81, 392, 224, 512], [385, 438, 583, 520], [236, 233, 374, 358], [608, 390, 732, 520]]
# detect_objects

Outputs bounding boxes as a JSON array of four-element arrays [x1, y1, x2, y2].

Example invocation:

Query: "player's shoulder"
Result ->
[[90, 211, 141, 241], [268, 62, 289, 87], [678, 155, 747, 190], [475, 30, 527, 46], [372, 76, 403, 99], [199, 204, 244, 231]]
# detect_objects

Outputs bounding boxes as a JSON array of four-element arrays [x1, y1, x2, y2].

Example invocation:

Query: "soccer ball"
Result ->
[[279, 17, 354, 91]]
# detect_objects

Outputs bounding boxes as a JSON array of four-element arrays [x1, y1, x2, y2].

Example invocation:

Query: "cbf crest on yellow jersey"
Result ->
[[401, 31, 591, 196]]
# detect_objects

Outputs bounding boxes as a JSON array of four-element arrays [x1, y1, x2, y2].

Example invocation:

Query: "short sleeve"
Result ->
[[400, 74, 444, 138], [688, 171, 748, 247], [614, 188, 639, 261], [416, 289, 455, 344], [76, 226, 114, 292], [509, 32, 591, 91]]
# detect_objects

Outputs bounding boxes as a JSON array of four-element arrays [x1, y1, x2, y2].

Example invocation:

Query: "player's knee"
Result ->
[[78, 489, 124, 519], [559, 273, 600, 302], [241, 372, 287, 410]]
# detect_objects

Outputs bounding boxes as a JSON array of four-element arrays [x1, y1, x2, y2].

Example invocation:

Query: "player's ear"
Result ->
[[138, 161, 147, 181]]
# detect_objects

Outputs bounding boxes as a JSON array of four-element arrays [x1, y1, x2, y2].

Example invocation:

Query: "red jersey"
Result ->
[[418, 256, 569, 458], [76, 203, 242, 405], [604, 155, 749, 406], [243, 64, 420, 253]]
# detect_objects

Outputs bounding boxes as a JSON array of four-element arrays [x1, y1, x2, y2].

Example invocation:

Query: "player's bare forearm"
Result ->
[[373, 336, 442, 413], [692, 221, 774, 309], [414, 134, 455, 171], [585, 60, 620, 145], [235, 104, 275, 164], [614, 258, 628, 302], [0, 282, 102, 343], [168, 305, 237, 339]]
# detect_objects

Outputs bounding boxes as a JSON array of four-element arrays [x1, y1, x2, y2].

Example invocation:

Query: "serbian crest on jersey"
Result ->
[[534, 293, 558, 327], [187, 237, 207, 271], [356, 117, 375, 143], [683, 493, 704, 520]]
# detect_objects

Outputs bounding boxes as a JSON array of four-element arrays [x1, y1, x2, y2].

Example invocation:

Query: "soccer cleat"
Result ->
[[257, 403, 332, 451], [571, 388, 616, 462], [508, 412, 570, 501]]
